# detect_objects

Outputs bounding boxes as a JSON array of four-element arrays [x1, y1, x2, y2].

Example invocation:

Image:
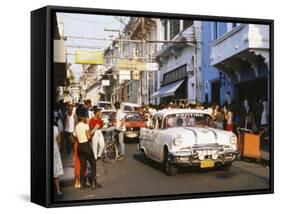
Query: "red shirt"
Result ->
[[89, 117, 104, 130]]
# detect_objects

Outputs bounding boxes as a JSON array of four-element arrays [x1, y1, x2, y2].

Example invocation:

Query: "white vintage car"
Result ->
[[138, 109, 238, 175]]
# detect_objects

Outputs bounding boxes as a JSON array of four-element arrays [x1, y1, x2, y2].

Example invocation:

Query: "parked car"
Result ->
[[121, 102, 140, 111], [138, 109, 238, 175], [97, 101, 113, 110], [109, 111, 147, 141]]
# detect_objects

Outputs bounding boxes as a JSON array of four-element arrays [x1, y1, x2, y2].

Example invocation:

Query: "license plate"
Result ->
[[200, 160, 215, 168]]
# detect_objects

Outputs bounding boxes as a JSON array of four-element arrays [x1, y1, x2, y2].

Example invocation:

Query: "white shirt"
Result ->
[[116, 109, 126, 131], [64, 111, 75, 133], [261, 101, 268, 125], [53, 125, 59, 143], [75, 122, 90, 143]]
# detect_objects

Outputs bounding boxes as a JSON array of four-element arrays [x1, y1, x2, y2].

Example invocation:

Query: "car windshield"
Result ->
[[125, 112, 143, 121], [101, 111, 114, 120], [164, 113, 214, 128], [99, 103, 112, 109]]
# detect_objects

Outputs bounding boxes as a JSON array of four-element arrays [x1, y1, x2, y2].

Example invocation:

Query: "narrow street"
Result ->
[[52, 12, 272, 203], [61, 142, 269, 201]]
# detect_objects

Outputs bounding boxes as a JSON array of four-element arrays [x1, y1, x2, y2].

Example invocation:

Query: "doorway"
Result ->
[[211, 80, 220, 105]]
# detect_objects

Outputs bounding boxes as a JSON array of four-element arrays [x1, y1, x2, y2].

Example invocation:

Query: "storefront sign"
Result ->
[[119, 70, 131, 81], [102, 80, 110, 86], [118, 59, 145, 70], [132, 70, 140, 80], [145, 63, 159, 71], [75, 50, 104, 65]]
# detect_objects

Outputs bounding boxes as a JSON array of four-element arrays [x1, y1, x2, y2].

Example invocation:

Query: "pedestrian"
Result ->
[[114, 102, 126, 160], [53, 120, 64, 197], [89, 108, 105, 160], [74, 107, 102, 189], [260, 100, 268, 128], [214, 106, 224, 130], [225, 104, 234, 131], [64, 103, 76, 153], [84, 99, 93, 119], [73, 139, 81, 189], [245, 104, 255, 130]]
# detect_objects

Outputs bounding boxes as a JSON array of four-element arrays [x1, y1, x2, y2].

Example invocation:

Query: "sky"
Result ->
[[56, 12, 130, 80]]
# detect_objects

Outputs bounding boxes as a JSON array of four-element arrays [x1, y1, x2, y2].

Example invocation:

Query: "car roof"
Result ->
[[98, 101, 112, 104], [155, 108, 211, 117], [121, 102, 140, 107], [101, 109, 116, 112], [124, 111, 141, 114]]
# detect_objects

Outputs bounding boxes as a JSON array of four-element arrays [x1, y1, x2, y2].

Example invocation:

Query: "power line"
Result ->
[[66, 35, 199, 44], [61, 14, 121, 24]]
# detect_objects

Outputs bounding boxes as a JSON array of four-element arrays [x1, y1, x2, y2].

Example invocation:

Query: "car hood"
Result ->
[[125, 121, 146, 128], [165, 126, 233, 147]]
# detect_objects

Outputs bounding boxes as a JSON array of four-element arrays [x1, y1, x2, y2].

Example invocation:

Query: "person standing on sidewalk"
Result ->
[[89, 108, 105, 160], [53, 120, 64, 197], [74, 107, 102, 190], [225, 104, 234, 132], [64, 103, 76, 154], [214, 106, 224, 130], [114, 102, 126, 160]]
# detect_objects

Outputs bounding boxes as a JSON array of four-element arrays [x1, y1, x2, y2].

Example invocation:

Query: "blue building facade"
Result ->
[[201, 21, 270, 107]]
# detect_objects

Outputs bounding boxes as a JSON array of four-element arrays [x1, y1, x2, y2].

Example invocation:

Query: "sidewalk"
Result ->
[[260, 138, 270, 164], [60, 151, 106, 187]]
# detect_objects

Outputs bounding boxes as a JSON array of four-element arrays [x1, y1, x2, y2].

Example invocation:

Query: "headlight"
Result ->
[[230, 134, 237, 145], [173, 135, 183, 146]]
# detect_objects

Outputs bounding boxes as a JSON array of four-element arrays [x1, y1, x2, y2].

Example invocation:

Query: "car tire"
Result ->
[[163, 149, 177, 176], [140, 148, 147, 162]]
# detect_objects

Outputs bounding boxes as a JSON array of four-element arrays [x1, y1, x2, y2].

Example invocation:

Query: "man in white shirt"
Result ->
[[64, 103, 76, 154], [114, 102, 126, 160]]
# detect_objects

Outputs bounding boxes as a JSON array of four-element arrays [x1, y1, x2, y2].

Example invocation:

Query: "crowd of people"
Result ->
[[137, 98, 269, 135], [53, 99, 129, 199], [52, 97, 269, 199]]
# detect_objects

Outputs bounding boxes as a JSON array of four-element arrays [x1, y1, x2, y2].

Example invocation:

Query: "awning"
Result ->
[[151, 79, 185, 98]]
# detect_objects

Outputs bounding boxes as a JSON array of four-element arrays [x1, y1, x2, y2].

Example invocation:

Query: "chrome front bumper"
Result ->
[[169, 144, 238, 166]]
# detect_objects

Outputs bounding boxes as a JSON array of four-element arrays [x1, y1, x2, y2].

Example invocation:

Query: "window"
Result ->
[[232, 23, 237, 28], [213, 22, 218, 40], [157, 116, 163, 129], [164, 20, 168, 41], [183, 20, 193, 30], [170, 19, 180, 39], [162, 65, 187, 85]]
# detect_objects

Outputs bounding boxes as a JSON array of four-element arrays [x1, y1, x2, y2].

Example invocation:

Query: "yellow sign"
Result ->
[[118, 59, 145, 70], [75, 50, 104, 65]]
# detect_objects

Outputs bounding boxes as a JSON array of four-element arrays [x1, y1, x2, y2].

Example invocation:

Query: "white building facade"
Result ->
[[153, 19, 202, 105]]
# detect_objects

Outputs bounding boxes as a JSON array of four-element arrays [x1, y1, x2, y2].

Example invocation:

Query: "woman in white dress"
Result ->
[[53, 124, 64, 196]]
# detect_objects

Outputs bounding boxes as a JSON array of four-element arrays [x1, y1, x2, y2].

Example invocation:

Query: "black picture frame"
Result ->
[[31, 5, 274, 208]]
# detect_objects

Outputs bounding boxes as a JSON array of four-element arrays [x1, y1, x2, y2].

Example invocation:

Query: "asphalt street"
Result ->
[[60, 142, 270, 201]]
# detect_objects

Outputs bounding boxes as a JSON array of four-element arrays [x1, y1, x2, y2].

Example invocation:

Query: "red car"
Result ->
[[110, 111, 147, 141]]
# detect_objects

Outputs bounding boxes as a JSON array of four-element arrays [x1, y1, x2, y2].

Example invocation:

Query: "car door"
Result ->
[[147, 116, 163, 160], [153, 116, 166, 162]]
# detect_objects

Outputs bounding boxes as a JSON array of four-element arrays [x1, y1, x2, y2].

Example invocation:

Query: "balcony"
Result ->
[[210, 24, 269, 68], [156, 25, 195, 59]]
